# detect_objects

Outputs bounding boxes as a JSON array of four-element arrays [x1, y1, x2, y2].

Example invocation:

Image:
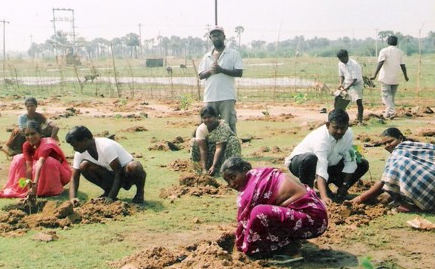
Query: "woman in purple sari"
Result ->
[[221, 157, 328, 260]]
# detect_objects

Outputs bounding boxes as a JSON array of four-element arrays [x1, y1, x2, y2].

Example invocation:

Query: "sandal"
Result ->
[[268, 254, 304, 265]]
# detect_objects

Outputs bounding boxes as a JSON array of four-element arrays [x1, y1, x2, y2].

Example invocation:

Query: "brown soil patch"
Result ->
[[0, 199, 138, 237], [160, 173, 234, 200], [109, 231, 278, 269]]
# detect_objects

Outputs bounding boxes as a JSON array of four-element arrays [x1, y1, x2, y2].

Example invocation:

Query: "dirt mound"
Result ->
[[160, 173, 234, 200], [166, 159, 192, 172], [245, 112, 294, 122], [109, 232, 277, 269], [315, 201, 389, 245], [149, 136, 187, 151], [0, 199, 137, 237]]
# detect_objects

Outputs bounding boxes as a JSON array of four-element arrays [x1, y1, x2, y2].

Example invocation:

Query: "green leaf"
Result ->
[[349, 149, 355, 162], [18, 178, 31, 188], [360, 257, 374, 269]]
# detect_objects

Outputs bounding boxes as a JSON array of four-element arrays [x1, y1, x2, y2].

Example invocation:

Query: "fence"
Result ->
[[1, 55, 434, 107]]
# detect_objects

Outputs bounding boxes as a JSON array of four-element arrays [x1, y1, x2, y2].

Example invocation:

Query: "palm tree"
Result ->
[[125, 33, 140, 58], [235, 26, 244, 47]]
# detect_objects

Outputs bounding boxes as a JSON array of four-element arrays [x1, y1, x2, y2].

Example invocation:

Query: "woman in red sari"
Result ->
[[221, 157, 328, 262], [0, 120, 71, 199]]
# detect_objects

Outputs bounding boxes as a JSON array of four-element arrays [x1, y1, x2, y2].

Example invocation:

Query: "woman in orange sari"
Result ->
[[0, 120, 71, 198]]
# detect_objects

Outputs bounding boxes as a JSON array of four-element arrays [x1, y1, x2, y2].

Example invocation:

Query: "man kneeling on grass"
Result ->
[[65, 126, 146, 204]]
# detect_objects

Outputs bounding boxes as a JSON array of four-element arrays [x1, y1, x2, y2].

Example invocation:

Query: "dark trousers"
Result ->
[[288, 153, 369, 188]]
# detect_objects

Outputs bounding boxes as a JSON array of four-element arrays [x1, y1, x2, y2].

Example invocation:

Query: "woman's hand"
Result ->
[[321, 196, 332, 206], [26, 184, 37, 204], [70, 198, 80, 207]]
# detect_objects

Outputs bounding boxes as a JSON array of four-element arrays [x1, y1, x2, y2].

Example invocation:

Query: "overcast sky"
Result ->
[[2, 0, 434, 52]]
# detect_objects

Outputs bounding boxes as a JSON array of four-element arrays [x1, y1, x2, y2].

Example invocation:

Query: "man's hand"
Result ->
[[103, 197, 114, 205], [208, 165, 216, 176], [351, 196, 362, 204], [210, 62, 222, 74], [337, 185, 349, 199]]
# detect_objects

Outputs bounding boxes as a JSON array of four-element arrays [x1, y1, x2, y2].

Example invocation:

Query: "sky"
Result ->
[[2, 0, 434, 52]]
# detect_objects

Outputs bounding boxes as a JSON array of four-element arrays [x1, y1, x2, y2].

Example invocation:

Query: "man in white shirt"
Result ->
[[336, 49, 365, 126], [198, 26, 243, 134], [371, 35, 409, 119], [66, 126, 146, 204], [284, 109, 369, 205]]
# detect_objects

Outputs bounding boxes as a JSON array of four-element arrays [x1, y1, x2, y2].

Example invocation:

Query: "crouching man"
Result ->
[[65, 126, 146, 204], [284, 109, 369, 205]]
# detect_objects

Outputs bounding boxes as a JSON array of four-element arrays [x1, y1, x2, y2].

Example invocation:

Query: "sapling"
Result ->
[[18, 177, 37, 208]]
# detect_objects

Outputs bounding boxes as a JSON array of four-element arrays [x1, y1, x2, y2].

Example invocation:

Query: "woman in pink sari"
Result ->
[[221, 157, 328, 262], [0, 120, 71, 199]]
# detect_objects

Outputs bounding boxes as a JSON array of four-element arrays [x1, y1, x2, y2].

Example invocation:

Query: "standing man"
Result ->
[[198, 26, 243, 134], [371, 35, 409, 119], [284, 109, 369, 205], [65, 126, 146, 204], [336, 49, 365, 126]]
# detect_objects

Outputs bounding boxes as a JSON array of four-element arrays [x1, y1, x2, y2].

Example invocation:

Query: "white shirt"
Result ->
[[198, 46, 243, 102], [284, 125, 357, 181], [338, 58, 363, 87], [72, 138, 133, 171], [377, 45, 405, 85]]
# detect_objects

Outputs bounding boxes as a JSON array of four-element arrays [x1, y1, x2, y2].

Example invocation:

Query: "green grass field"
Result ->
[[0, 56, 433, 268]]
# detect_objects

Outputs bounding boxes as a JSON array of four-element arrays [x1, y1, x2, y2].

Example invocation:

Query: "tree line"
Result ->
[[27, 28, 435, 61]]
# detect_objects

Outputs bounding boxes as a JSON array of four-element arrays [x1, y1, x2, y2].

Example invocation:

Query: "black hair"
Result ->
[[24, 97, 38, 107], [200, 106, 219, 118], [328, 109, 349, 125], [24, 120, 42, 134], [336, 49, 348, 58], [220, 157, 252, 174], [381, 127, 408, 141], [387, 35, 398, 46], [65, 126, 93, 143]]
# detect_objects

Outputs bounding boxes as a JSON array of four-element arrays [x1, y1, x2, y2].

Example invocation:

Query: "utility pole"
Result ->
[[215, 0, 218, 25], [1, 19, 9, 80], [375, 28, 378, 57]]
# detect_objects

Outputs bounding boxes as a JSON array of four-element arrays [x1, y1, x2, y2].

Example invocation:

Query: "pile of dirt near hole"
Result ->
[[109, 232, 277, 269], [316, 201, 389, 245], [0, 199, 137, 236], [148, 137, 187, 151], [245, 112, 294, 122], [159, 173, 234, 200], [166, 159, 192, 172]]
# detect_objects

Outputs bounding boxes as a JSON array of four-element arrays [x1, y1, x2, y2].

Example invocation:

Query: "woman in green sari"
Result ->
[[190, 106, 241, 176]]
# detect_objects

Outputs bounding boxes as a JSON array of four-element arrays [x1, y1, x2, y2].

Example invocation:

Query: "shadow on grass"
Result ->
[[300, 241, 359, 268]]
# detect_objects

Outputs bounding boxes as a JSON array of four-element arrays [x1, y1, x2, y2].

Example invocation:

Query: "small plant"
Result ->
[[293, 92, 307, 104], [179, 94, 194, 110], [349, 144, 364, 163], [359, 256, 374, 269], [18, 177, 32, 189], [114, 114, 122, 119]]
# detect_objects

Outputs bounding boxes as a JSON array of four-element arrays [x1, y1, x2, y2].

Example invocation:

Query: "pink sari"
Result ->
[[236, 168, 328, 256], [0, 138, 71, 198]]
